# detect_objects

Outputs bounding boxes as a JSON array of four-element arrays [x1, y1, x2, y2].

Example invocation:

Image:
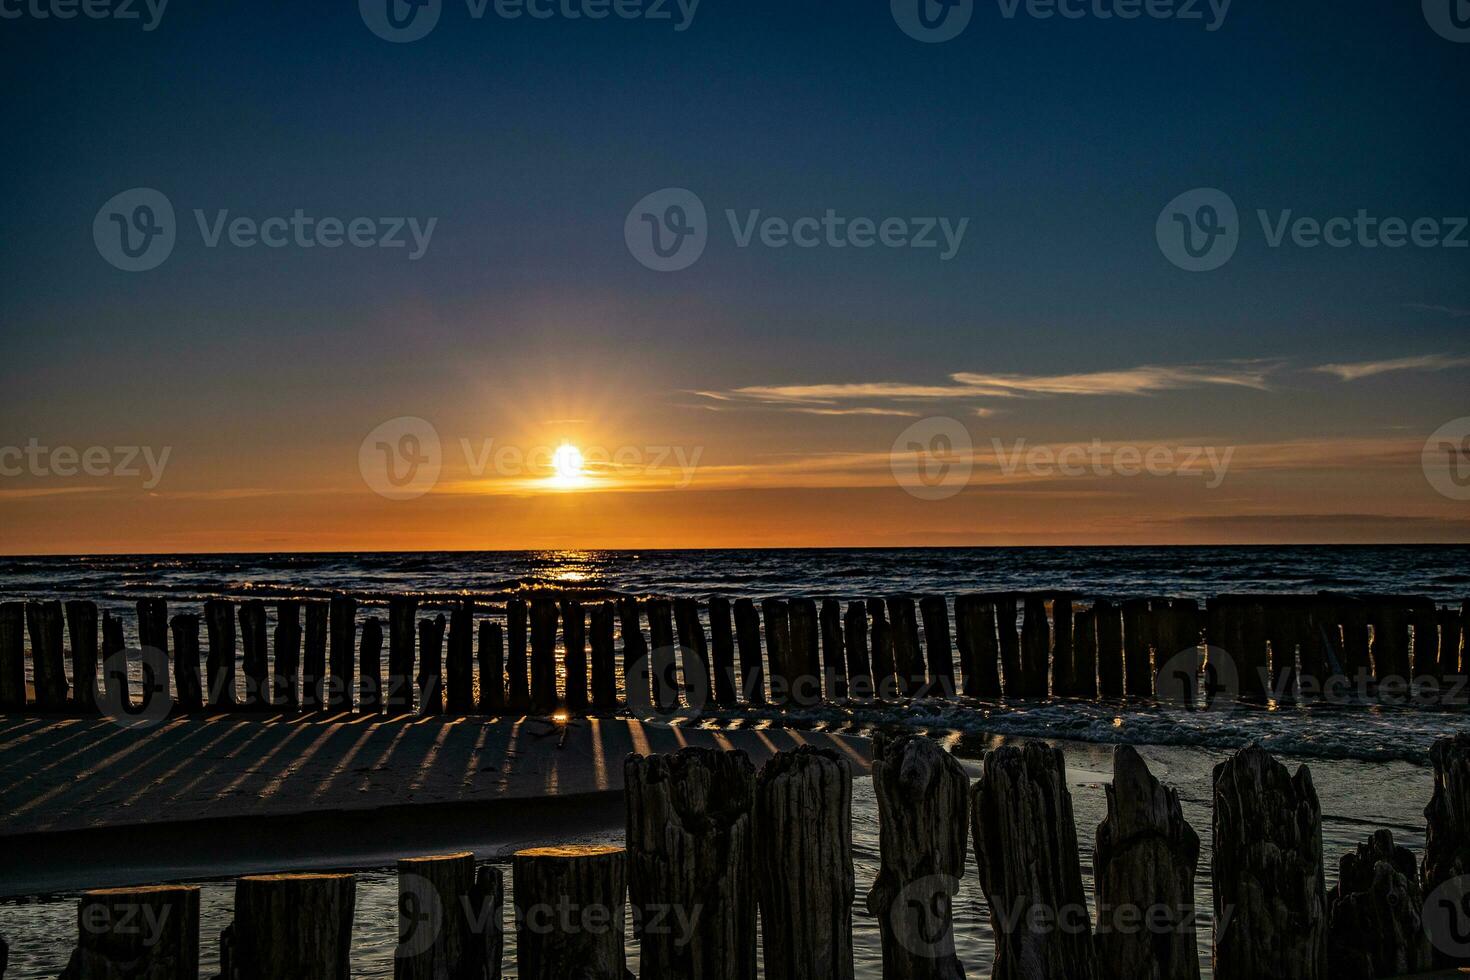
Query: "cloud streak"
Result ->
[[1310, 353, 1470, 382]]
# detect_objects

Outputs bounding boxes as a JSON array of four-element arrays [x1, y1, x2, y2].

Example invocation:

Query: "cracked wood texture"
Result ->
[[223, 873, 355, 980], [396, 852, 503, 980], [513, 845, 629, 980], [60, 885, 200, 980], [1424, 731, 1470, 968], [1325, 829, 1432, 979]]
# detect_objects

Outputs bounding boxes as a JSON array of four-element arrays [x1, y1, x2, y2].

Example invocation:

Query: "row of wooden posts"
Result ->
[[0, 592, 1465, 716], [36, 732, 1470, 980]]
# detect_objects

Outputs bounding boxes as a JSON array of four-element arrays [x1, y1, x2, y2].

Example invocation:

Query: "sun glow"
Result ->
[[549, 443, 588, 489]]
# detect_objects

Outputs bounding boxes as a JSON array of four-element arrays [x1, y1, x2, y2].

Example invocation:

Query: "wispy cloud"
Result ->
[[1310, 353, 1470, 382], [1405, 303, 1470, 318]]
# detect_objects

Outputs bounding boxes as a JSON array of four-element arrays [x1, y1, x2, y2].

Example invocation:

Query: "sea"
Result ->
[[0, 546, 1466, 977]]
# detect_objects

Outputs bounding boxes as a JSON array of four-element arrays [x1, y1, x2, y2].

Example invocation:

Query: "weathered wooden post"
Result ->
[[1050, 597, 1075, 697], [843, 600, 872, 701], [224, 873, 355, 979], [204, 599, 237, 709], [1369, 601, 1411, 684], [273, 601, 301, 710], [619, 598, 652, 712], [648, 598, 679, 713], [887, 597, 927, 698], [101, 611, 129, 714], [918, 596, 955, 698], [506, 598, 530, 713], [954, 596, 1001, 699], [1211, 745, 1326, 980], [238, 600, 268, 710], [446, 600, 475, 714], [1423, 732, 1470, 968], [972, 742, 1099, 980], [137, 598, 170, 716], [732, 599, 765, 705], [359, 617, 384, 713], [787, 598, 822, 706], [866, 735, 968, 980], [62, 885, 200, 980], [1121, 598, 1154, 698], [327, 596, 356, 712], [754, 747, 855, 980], [1018, 595, 1050, 698], [995, 596, 1022, 699], [1408, 598, 1441, 687], [513, 845, 627, 980], [395, 853, 502, 980], [1337, 599, 1372, 687], [761, 599, 792, 706], [867, 598, 898, 701], [708, 596, 740, 707], [625, 748, 757, 980], [589, 603, 618, 713], [820, 598, 849, 701], [1435, 606, 1462, 683], [479, 620, 506, 714], [302, 600, 327, 712], [418, 615, 446, 714], [0, 601, 25, 709], [673, 597, 712, 710], [1096, 599, 1125, 698], [67, 600, 101, 713], [1325, 829, 1432, 978], [170, 614, 203, 712], [562, 599, 588, 715], [529, 598, 560, 716], [1094, 746, 1200, 980], [1071, 606, 1098, 699], [387, 596, 418, 714], [27, 599, 68, 709]]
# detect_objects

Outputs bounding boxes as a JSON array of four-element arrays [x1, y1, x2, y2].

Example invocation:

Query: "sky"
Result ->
[[0, 0, 1467, 552]]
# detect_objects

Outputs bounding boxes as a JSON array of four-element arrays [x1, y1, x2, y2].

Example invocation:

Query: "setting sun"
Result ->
[[552, 444, 584, 480]]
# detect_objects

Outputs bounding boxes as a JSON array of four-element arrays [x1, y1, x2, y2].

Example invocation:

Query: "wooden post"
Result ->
[[418, 614, 446, 714], [1094, 746, 1200, 980], [302, 600, 327, 712], [0, 601, 25, 709], [1325, 829, 1432, 978], [761, 599, 792, 707], [328, 596, 357, 712], [995, 596, 1021, 700], [709, 596, 740, 707], [843, 600, 872, 701], [395, 853, 502, 980], [204, 599, 237, 709], [239, 600, 268, 710], [787, 598, 822, 706], [1424, 732, 1470, 968], [918, 596, 955, 698], [1072, 606, 1098, 699], [1121, 598, 1153, 699], [954, 596, 1001, 699], [618, 598, 652, 712], [754, 747, 854, 980], [224, 873, 355, 980], [506, 598, 530, 713], [1369, 601, 1411, 685], [1337, 599, 1372, 686], [971, 742, 1099, 980], [67, 600, 101, 713], [529, 598, 560, 716], [63, 885, 199, 980], [359, 617, 384, 714], [589, 603, 617, 713], [27, 599, 68, 709], [865, 735, 968, 980], [1051, 596, 1075, 698], [625, 748, 757, 980], [647, 598, 679, 713], [513, 846, 628, 980], [446, 600, 475, 714], [732, 598, 765, 705], [1435, 606, 1462, 683], [1096, 600, 1125, 698], [820, 598, 849, 701], [867, 598, 898, 701], [1018, 594, 1050, 698], [101, 611, 129, 715], [1263, 599, 1306, 701], [1408, 598, 1440, 686], [273, 601, 301, 711], [387, 597, 418, 714], [479, 620, 506, 714], [563, 599, 588, 715], [1211, 745, 1327, 980], [137, 599, 170, 716], [673, 597, 712, 711], [1299, 598, 1341, 689], [886, 597, 927, 698], [170, 614, 203, 712]]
